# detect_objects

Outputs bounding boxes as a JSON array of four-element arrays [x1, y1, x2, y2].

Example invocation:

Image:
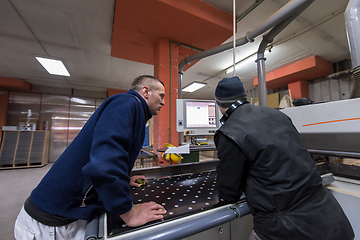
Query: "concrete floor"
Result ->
[[0, 154, 217, 239], [0, 164, 53, 240]]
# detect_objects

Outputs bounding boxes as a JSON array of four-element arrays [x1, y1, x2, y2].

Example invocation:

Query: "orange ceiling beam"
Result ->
[[253, 56, 334, 89], [0, 77, 31, 91], [157, 0, 232, 30], [111, 0, 233, 66]]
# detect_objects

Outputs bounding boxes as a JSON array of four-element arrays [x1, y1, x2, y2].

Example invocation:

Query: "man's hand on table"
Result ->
[[120, 202, 167, 227]]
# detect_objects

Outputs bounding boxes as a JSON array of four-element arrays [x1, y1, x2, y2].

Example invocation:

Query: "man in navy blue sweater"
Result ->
[[14, 75, 167, 240]]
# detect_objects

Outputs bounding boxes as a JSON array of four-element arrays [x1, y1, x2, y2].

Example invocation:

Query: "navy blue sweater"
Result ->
[[30, 90, 152, 220]]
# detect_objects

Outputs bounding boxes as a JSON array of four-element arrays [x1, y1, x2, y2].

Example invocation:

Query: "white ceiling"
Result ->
[[0, 0, 351, 100]]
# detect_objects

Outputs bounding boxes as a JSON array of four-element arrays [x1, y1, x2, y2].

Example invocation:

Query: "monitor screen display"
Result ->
[[176, 99, 221, 135], [185, 101, 216, 128]]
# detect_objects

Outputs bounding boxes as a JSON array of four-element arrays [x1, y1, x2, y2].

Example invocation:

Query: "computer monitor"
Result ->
[[176, 99, 222, 135]]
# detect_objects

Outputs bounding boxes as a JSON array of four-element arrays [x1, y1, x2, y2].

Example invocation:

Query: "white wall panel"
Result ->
[[321, 80, 331, 102], [313, 80, 322, 103], [308, 81, 314, 101], [340, 78, 351, 100], [309, 73, 353, 103], [329, 79, 340, 101]]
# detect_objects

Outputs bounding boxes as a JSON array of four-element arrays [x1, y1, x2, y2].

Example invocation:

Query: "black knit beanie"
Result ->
[[215, 76, 247, 107]]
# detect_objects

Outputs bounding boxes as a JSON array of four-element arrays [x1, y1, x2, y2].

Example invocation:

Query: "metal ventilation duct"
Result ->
[[345, 0, 360, 98]]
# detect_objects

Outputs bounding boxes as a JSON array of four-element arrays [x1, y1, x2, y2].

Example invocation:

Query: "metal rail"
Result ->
[[108, 201, 250, 240]]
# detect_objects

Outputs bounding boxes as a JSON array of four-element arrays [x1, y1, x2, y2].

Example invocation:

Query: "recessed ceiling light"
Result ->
[[36, 57, 70, 76], [182, 82, 206, 92]]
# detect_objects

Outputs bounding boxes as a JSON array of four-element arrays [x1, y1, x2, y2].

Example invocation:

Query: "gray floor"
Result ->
[[0, 164, 53, 240], [0, 155, 216, 239]]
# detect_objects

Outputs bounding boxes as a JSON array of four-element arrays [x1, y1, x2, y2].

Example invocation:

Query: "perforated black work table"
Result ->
[[83, 161, 250, 240], [107, 170, 220, 237]]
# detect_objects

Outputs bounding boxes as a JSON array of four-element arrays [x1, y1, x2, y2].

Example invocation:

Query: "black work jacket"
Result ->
[[215, 103, 354, 240]]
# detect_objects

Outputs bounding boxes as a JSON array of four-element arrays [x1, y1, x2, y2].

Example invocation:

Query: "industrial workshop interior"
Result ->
[[0, 0, 359, 239]]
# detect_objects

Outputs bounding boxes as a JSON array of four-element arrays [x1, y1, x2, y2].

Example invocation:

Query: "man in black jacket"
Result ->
[[214, 76, 354, 240]]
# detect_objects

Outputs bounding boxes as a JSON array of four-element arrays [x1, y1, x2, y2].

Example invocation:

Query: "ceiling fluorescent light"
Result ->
[[226, 47, 273, 75], [225, 66, 236, 74], [225, 55, 257, 74], [182, 82, 206, 92], [36, 57, 70, 76]]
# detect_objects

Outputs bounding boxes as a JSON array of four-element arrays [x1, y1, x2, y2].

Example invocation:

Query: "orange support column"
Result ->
[[288, 80, 308, 99], [153, 39, 179, 164]]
